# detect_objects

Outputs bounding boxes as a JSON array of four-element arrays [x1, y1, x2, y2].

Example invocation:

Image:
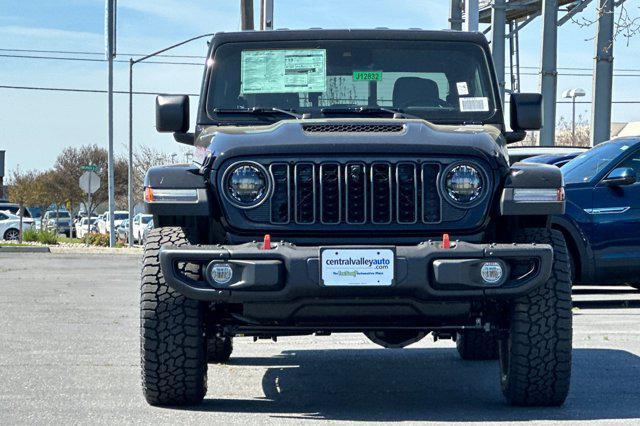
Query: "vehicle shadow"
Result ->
[[192, 347, 640, 421]]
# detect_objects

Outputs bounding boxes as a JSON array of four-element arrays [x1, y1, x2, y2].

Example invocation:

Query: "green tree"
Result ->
[[7, 169, 41, 241]]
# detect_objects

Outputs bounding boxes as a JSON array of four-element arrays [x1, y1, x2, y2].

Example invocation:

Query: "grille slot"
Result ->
[[396, 163, 418, 223], [319, 163, 341, 224], [370, 163, 392, 224], [303, 124, 404, 133], [266, 160, 442, 226], [294, 163, 316, 224], [345, 163, 367, 224], [422, 163, 441, 223], [269, 163, 290, 224]]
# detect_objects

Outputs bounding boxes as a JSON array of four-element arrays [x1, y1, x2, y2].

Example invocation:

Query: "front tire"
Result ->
[[140, 226, 207, 406], [500, 228, 572, 406]]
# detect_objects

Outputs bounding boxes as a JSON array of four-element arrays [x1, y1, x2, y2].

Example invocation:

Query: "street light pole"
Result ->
[[562, 88, 586, 144], [106, 0, 116, 247], [127, 33, 214, 246]]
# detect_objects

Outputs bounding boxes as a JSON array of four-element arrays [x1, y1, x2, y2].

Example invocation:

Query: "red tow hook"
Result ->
[[442, 233, 451, 249], [262, 234, 272, 250]]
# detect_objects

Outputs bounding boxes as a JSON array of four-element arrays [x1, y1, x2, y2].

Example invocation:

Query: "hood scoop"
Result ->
[[302, 123, 405, 133]]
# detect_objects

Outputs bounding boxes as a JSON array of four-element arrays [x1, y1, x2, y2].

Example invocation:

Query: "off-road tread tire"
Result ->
[[456, 330, 499, 360], [140, 226, 207, 406], [207, 336, 233, 363], [500, 228, 572, 406]]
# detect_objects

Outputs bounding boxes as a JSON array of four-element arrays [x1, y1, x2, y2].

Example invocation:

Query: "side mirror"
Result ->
[[510, 93, 542, 131], [156, 95, 189, 133], [603, 167, 637, 186]]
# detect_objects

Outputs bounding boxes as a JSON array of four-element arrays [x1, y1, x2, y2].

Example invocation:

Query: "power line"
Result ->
[[3, 46, 640, 74], [0, 84, 199, 96], [0, 47, 206, 59], [0, 53, 203, 66]]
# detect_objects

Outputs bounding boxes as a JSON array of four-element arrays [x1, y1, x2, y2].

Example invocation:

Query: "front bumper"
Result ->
[[159, 240, 552, 304]]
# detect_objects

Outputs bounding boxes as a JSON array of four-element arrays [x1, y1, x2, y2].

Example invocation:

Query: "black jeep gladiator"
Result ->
[[141, 29, 571, 407]]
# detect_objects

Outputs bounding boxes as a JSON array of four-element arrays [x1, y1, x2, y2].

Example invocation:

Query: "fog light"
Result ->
[[210, 263, 233, 285], [480, 262, 503, 284]]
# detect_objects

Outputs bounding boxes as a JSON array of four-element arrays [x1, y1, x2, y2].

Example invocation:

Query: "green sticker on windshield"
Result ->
[[353, 71, 382, 81]]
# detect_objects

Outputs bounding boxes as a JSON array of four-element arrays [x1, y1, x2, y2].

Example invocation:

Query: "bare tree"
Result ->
[[132, 145, 174, 205], [572, 1, 640, 47], [53, 144, 128, 215], [555, 114, 592, 147]]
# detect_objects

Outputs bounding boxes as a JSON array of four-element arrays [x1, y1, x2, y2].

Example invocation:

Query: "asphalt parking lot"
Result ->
[[1, 253, 639, 425]]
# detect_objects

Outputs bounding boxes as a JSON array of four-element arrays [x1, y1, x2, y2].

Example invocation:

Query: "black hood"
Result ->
[[196, 118, 509, 171]]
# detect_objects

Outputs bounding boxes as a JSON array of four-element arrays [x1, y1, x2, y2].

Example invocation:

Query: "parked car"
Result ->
[[521, 151, 582, 168], [141, 219, 154, 245], [102, 210, 129, 235], [96, 213, 107, 234], [131, 213, 153, 243], [116, 219, 130, 243], [552, 137, 640, 289], [43, 210, 72, 237], [0, 201, 33, 218], [0, 210, 35, 240], [75, 217, 99, 238], [507, 145, 587, 165]]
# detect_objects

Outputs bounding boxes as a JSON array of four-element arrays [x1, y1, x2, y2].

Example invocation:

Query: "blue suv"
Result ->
[[552, 137, 640, 288]]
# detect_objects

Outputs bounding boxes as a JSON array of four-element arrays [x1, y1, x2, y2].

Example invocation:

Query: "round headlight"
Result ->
[[444, 164, 484, 204], [224, 162, 270, 208]]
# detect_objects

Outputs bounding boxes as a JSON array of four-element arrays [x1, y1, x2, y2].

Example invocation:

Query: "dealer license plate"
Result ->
[[320, 248, 395, 287]]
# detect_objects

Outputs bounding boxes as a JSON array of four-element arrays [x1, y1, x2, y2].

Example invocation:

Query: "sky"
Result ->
[[1, 0, 640, 173]]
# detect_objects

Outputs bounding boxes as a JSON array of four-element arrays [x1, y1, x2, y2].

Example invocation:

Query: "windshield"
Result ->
[[141, 216, 152, 224], [207, 40, 497, 125], [114, 213, 128, 220], [561, 140, 632, 184]]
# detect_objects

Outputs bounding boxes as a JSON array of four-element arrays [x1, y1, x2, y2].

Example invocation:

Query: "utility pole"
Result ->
[[241, 0, 254, 30], [106, 0, 116, 247], [539, 0, 558, 146], [260, 0, 274, 30], [449, 0, 463, 31], [464, 0, 479, 32], [591, 0, 614, 145], [491, 0, 506, 106]]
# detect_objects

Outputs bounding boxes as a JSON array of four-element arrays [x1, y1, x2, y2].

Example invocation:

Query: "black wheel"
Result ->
[[3, 228, 20, 241], [499, 228, 572, 406], [140, 226, 207, 406], [207, 335, 233, 363], [456, 329, 499, 360]]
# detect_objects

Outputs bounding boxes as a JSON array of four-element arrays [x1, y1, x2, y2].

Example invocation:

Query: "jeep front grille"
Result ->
[[267, 161, 441, 225]]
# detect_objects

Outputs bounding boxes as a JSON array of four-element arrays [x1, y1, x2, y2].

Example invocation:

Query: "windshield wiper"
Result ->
[[320, 106, 421, 120], [213, 107, 303, 119]]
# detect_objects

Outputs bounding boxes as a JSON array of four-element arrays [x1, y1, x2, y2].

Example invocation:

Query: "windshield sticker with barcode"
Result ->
[[459, 97, 489, 112], [241, 49, 326, 94], [456, 82, 469, 96]]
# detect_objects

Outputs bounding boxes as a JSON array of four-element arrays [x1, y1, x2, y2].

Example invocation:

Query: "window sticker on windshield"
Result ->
[[353, 71, 382, 81], [456, 82, 469, 96], [459, 97, 489, 112], [241, 49, 326, 94]]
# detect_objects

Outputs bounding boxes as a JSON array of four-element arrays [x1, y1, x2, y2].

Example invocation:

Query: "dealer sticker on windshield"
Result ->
[[320, 248, 395, 286], [353, 71, 383, 81], [459, 97, 489, 112]]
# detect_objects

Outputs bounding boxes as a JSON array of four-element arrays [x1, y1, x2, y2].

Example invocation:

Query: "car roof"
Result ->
[[211, 29, 489, 45]]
